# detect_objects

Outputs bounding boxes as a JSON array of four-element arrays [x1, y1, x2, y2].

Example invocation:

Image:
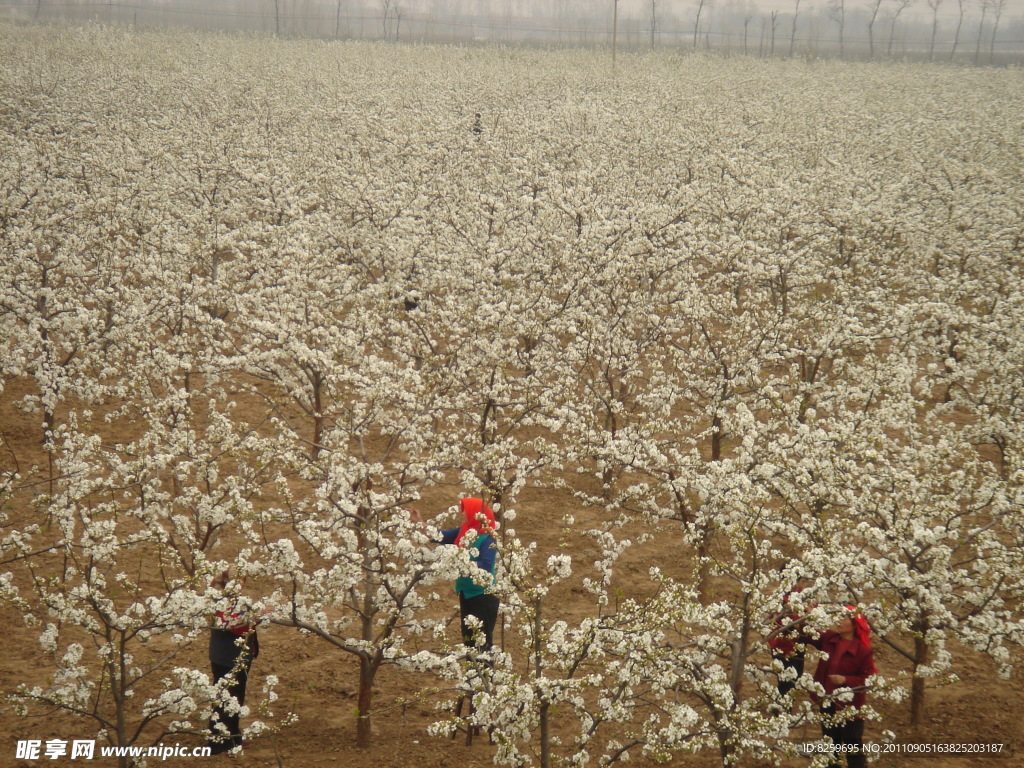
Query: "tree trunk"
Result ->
[[45, 406, 56, 494], [989, 10, 1002, 63], [789, 0, 801, 57], [950, 3, 964, 59], [730, 598, 750, 696], [709, 705, 736, 767], [356, 655, 375, 747], [115, 634, 130, 768], [696, 527, 712, 604], [711, 414, 723, 461], [650, 0, 656, 48], [910, 632, 928, 728], [539, 701, 551, 768], [312, 372, 324, 461], [534, 598, 551, 768], [612, 0, 619, 65], [867, 2, 880, 57], [973, 6, 987, 64]]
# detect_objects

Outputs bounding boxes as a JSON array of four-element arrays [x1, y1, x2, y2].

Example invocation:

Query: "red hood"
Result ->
[[455, 497, 496, 545], [845, 605, 872, 649]]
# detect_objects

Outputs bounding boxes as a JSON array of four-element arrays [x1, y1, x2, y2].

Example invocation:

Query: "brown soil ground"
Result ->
[[1, 377, 1021, 768]]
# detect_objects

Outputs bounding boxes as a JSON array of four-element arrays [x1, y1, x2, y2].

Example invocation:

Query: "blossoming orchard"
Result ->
[[1, 20, 1023, 768]]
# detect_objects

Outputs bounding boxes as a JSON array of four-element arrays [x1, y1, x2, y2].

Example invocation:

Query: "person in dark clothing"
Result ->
[[411, 498, 500, 651], [806, 606, 878, 768], [441, 498, 499, 650], [207, 570, 268, 755], [767, 587, 807, 703]]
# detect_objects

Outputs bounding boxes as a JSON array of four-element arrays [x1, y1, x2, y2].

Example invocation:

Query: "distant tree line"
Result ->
[[5, 0, 1023, 63]]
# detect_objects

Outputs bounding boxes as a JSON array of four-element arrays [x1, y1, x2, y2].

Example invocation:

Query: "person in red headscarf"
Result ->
[[434, 498, 500, 652], [806, 606, 878, 768]]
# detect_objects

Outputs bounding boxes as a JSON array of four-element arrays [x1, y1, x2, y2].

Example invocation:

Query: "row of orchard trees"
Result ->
[[2, 23, 1023, 767], [17, 0, 1024, 64]]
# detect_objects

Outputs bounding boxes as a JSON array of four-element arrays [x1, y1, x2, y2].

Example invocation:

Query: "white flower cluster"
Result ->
[[1, 21, 1022, 765]]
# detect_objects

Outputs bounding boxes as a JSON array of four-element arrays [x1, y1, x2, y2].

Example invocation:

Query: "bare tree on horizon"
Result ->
[[381, 0, 394, 38], [693, 0, 711, 47], [974, 0, 991, 63], [866, 0, 886, 56], [829, 0, 847, 56], [887, 0, 914, 56], [613, 0, 619, 63], [950, 0, 966, 57], [926, 0, 943, 59], [989, 0, 1007, 62], [789, 0, 802, 56]]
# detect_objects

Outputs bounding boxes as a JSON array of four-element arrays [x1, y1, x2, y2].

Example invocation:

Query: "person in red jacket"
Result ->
[[807, 606, 877, 768]]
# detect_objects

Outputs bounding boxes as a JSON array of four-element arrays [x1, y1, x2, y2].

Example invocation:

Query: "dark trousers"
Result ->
[[208, 663, 248, 753], [460, 593, 500, 650], [822, 711, 866, 768], [773, 649, 805, 698]]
